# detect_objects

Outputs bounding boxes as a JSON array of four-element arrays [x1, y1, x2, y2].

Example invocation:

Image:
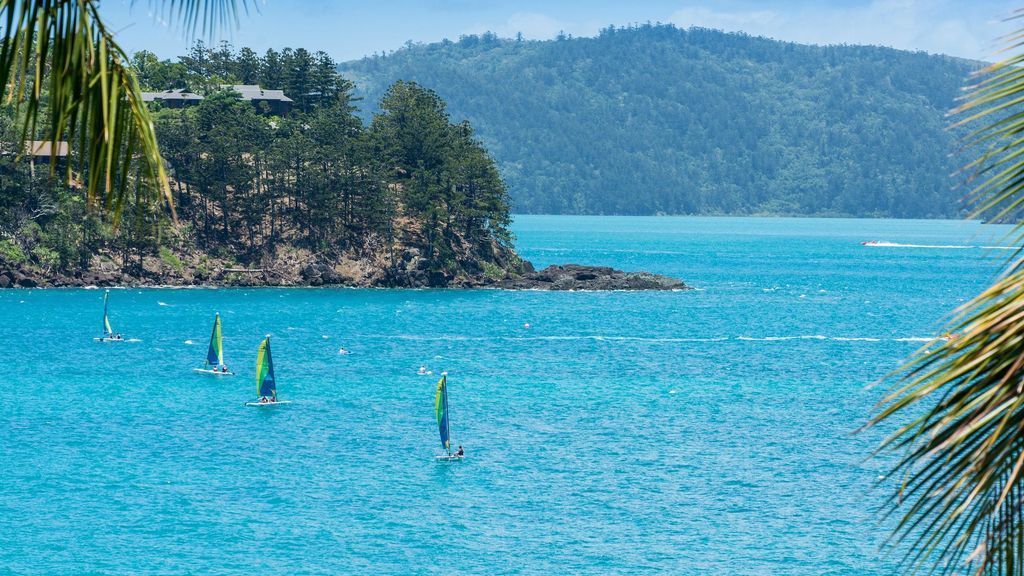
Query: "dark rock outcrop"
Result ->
[[494, 264, 687, 291], [0, 259, 688, 290], [0, 228, 690, 292]]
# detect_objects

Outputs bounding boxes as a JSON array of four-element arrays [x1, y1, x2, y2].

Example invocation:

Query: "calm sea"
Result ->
[[1, 216, 1014, 575]]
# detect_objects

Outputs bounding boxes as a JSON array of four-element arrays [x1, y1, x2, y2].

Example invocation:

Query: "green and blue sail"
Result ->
[[435, 375, 451, 453], [256, 337, 277, 400], [206, 314, 224, 367], [102, 291, 113, 336]]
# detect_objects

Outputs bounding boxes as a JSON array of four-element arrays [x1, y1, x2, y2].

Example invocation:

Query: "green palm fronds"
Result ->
[[870, 10, 1024, 576], [0, 0, 245, 224], [956, 11, 1024, 231]]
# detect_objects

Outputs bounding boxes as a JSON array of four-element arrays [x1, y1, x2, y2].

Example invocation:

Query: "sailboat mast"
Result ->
[[207, 314, 223, 367], [443, 375, 452, 455], [216, 315, 223, 366], [102, 291, 110, 335]]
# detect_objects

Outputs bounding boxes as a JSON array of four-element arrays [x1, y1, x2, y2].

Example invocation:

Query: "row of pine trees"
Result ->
[[0, 42, 513, 277]]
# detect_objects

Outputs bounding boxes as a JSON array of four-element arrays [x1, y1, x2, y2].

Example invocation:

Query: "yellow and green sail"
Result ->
[[255, 337, 277, 400], [206, 313, 224, 367], [435, 375, 450, 453], [102, 290, 113, 336]]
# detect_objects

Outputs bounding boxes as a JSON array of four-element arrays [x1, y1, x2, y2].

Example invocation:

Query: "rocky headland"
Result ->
[[0, 220, 688, 291], [0, 254, 687, 291]]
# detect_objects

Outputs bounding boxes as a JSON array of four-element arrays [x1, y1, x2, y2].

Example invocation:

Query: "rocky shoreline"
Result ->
[[489, 264, 687, 290], [0, 262, 687, 291]]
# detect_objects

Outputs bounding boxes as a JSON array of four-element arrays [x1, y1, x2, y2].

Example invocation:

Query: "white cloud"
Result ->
[[667, 0, 1015, 60], [668, 6, 782, 32], [499, 12, 565, 39], [464, 11, 606, 42], [464, 12, 564, 40]]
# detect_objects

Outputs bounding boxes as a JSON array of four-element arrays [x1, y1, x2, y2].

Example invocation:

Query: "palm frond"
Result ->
[[134, 0, 252, 38], [869, 9, 1024, 575], [0, 0, 245, 224]]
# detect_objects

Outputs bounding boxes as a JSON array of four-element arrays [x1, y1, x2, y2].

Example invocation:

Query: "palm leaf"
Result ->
[[0, 0, 246, 225], [869, 9, 1024, 575]]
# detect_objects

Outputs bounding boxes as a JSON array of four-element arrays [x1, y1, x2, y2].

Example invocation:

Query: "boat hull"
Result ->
[[193, 368, 235, 376], [245, 400, 292, 407]]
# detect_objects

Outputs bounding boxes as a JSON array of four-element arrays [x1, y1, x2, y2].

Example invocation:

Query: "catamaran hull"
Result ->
[[435, 455, 464, 461], [193, 368, 236, 376], [94, 337, 125, 342], [244, 400, 293, 407]]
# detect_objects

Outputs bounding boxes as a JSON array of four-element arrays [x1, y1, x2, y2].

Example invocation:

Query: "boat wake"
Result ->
[[862, 241, 1020, 250], [365, 334, 945, 344], [738, 335, 827, 341]]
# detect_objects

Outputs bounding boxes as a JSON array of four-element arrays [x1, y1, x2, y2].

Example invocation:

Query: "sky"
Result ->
[[100, 0, 1019, 63]]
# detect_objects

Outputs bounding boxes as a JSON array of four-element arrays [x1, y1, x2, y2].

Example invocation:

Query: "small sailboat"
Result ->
[[194, 313, 234, 375], [245, 336, 291, 407], [93, 290, 124, 342], [435, 374, 463, 461]]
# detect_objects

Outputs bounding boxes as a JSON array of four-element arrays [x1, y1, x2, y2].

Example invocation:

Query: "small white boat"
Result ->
[[246, 336, 290, 407], [433, 374, 464, 461], [195, 313, 234, 376], [95, 291, 126, 342], [194, 368, 235, 376], [245, 399, 293, 407]]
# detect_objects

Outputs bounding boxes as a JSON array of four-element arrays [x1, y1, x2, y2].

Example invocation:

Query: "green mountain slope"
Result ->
[[339, 25, 979, 217]]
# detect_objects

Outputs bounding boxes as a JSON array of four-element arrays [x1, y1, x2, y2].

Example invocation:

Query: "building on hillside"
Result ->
[[0, 140, 71, 178], [23, 141, 69, 162], [222, 84, 294, 115], [140, 85, 294, 114], [140, 88, 204, 108]]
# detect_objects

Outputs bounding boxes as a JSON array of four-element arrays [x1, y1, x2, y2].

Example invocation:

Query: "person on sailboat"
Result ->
[[456, 446, 464, 457], [221, 365, 229, 373]]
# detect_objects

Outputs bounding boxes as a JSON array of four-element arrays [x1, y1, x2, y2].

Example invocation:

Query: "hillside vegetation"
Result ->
[[0, 44, 521, 287], [340, 24, 979, 217]]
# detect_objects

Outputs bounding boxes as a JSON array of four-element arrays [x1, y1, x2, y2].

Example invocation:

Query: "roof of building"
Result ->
[[0, 140, 70, 158], [27, 140, 70, 157], [141, 89, 204, 102], [224, 84, 294, 103]]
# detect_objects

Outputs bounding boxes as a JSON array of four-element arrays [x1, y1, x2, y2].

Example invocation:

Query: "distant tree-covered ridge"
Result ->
[[0, 43, 521, 288], [340, 24, 979, 217]]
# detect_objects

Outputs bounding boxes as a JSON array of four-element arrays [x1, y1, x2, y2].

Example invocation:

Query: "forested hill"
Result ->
[[0, 45, 526, 288], [339, 24, 979, 217]]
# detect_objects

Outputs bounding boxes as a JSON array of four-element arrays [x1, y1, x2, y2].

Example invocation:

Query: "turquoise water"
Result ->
[[1, 216, 1015, 575]]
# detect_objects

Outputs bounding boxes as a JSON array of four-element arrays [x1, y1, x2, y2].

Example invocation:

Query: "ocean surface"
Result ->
[[1, 216, 1017, 575]]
